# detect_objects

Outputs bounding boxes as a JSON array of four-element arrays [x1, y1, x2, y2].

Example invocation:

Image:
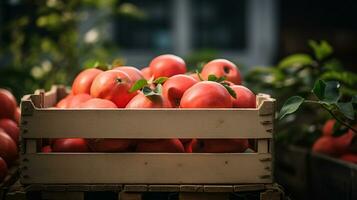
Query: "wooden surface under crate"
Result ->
[[20, 85, 275, 185]]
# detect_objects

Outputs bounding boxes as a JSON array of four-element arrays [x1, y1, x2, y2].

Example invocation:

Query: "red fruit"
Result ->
[[126, 92, 170, 108], [13, 107, 20, 125], [201, 139, 249, 153], [340, 153, 357, 164], [163, 75, 198, 107], [149, 54, 186, 78], [184, 139, 199, 153], [0, 119, 19, 144], [72, 68, 103, 95], [113, 66, 144, 83], [52, 138, 89, 152], [322, 119, 336, 136], [180, 139, 192, 144], [79, 98, 117, 109], [141, 67, 152, 80], [0, 157, 8, 182], [89, 139, 132, 152], [136, 139, 185, 153], [41, 145, 52, 153], [188, 73, 201, 82], [0, 130, 18, 164], [90, 70, 136, 108], [334, 130, 355, 155], [0, 89, 17, 119], [56, 94, 74, 108], [180, 81, 232, 108], [67, 94, 91, 108], [201, 59, 242, 84], [231, 85, 256, 108], [312, 136, 336, 156]]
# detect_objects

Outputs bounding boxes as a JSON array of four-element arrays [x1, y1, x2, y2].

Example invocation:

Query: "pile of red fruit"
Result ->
[[0, 89, 20, 182], [313, 119, 357, 164], [41, 54, 257, 154]]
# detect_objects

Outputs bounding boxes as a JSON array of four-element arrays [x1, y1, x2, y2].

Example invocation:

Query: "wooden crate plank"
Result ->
[[179, 192, 229, 200], [203, 185, 233, 192], [148, 185, 180, 192], [179, 185, 204, 192], [22, 108, 273, 139], [21, 153, 272, 184], [234, 184, 265, 192], [124, 185, 147, 192]]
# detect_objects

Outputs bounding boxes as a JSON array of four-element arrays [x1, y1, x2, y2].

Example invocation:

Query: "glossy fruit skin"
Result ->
[[56, 94, 74, 108], [340, 153, 357, 164], [0, 157, 8, 182], [312, 136, 336, 156], [180, 81, 232, 108], [231, 85, 256, 108], [13, 107, 20, 125], [201, 59, 242, 84], [72, 68, 103, 95], [0, 119, 19, 144], [41, 145, 52, 153], [188, 73, 201, 82], [79, 98, 117, 108], [89, 139, 132, 152], [52, 138, 89, 152], [90, 70, 136, 108], [126, 92, 171, 108], [141, 67, 152, 80], [0, 89, 17, 119], [113, 66, 144, 83], [163, 75, 198, 107], [0, 130, 18, 164], [67, 94, 91, 108], [149, 54, 186, 78], [322, 119, 335, 136], [136, 139, 185, 153], [201, 139, 249, 153]]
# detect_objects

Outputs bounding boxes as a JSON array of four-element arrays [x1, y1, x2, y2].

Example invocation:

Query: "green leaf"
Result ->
[[278, 54, 313, 69], [337, 102, 355, 120], [221, 83, 236, 99], [279, 96, 305, 120], [129, 79, 148, 93], [196, 70, 204, 81], [216, 76, 227, 82], [142, 84, 162, 97], [208, 74, 218, 81], [308, 40, 333, 61], [312, 80, 340, 103], [154, 84, 163, 95], [319, 71, 357, 87], [153, 77, 168, 84]]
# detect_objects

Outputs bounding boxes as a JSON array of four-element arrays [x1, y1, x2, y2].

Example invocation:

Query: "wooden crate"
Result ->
[[20, 85, 275, 185]]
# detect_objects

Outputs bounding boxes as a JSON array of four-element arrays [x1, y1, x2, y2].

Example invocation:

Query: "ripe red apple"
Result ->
[[312, 136, 336, 156], [184, 139, 199, 153], [0, 130, 18, 164], [126, 92, 171, 108], [149, 54, 186, 78], [0, 157, 8, 182], [0, 119, 19, 144], [90, 70, 136, 108], [141, 67, 152, 80], [67, 94, 92, 108], [322, 119, 336, 136], [162, 75, 198, 107], [340, 153, 357, 164], [72, 68, 103, 95], [136, 139, 185, 153], [52, 138, 89, 152], [0, 89, 17, 119], [231, 85, 256, 108], [180, 81, 232, 108], [89, 139, 132, 152], [188, 73, 201, 82], [113, 66, 144, 83], [13, 107, 20, 125], [334, 130, 355, 155], [201, 139, 249, 153], [79, 98, 117, 108], [41, 145, 52, 153], [201, 59, 242, 84], [56, 94, 74, 108]]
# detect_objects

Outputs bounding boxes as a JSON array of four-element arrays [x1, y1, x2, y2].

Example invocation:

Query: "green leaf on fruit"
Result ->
[[129, 79, 148, 93], [221, 83, 236, 99], [153, 77, 168, 84], [154, 84, 163, 95], [142, 84, 163, 97], [208, 74, 218, 81], [278, 54, 313, 69], [216, 76, 227, 82], [337, 102, 355, 120], [308, 40, 333, 61], [279, 96, 305, 120], [312, 80, 340, 103]]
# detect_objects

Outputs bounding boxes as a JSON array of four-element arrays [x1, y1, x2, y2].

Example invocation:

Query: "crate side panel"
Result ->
[[21, 153, 272, 184], [23, 109, 273, 139]]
